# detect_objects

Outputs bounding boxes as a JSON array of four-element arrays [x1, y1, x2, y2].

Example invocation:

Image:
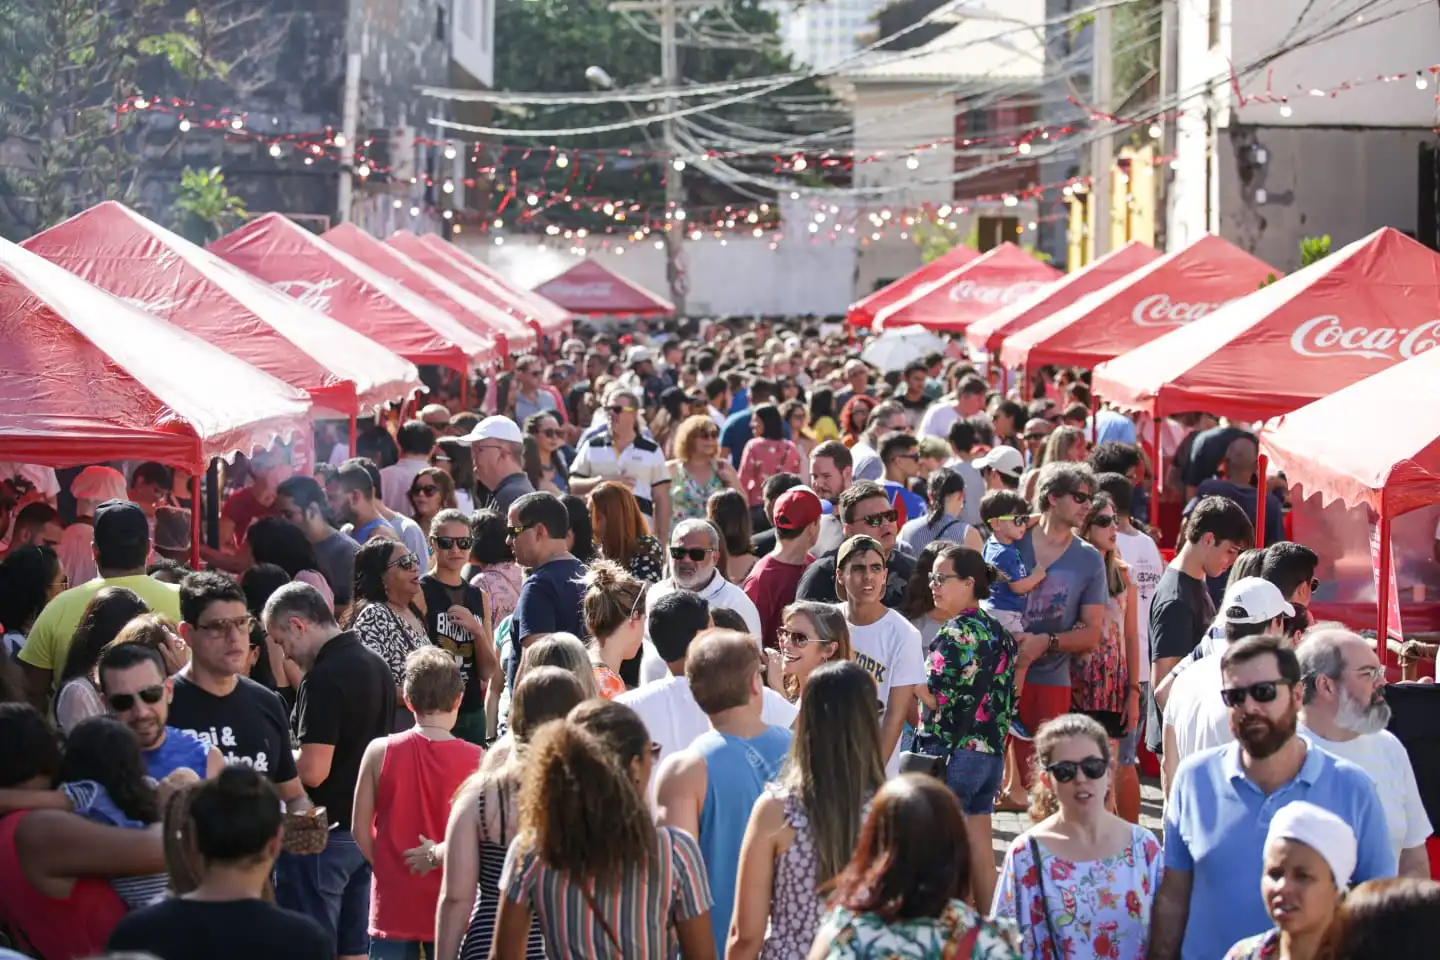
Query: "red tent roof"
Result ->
[[23, 203, 421, 418], [1093, 228, 1440, 423], [385, 232, 542, 350], [532, 259, 674, 318], [322, 223, 530, 356], [846, 244, 980, 329], [1000, 234, 1278, 371], [872, 243, 1063, 333], [963, 242, 1159, 355], [1260, 345, 1440, 517], [423, 236, 574, 334], [209, 214, 492, 372], [0, 235, 311, 472]]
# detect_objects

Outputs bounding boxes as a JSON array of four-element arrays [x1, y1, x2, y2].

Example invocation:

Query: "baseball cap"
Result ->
[[773, 488, 823, 531], [1223, 577, 1296, 624], [625, 346, 653, 366], [456, 415, 524, 445], [974, 445, 1025, 479], [837, 534, 884, 570], [94, 499, 150, 550]]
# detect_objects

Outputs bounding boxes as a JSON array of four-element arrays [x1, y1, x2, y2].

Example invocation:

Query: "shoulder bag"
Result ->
[[1029, 837, 1064, 953], [899, 627, 1000, 780]]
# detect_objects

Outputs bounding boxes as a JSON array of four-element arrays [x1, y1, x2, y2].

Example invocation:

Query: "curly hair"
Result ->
[[1028, 713, 1111, 822], [672, 414, 719, 462], [838, 394, 877, 443], [57, 715, 160, 824]]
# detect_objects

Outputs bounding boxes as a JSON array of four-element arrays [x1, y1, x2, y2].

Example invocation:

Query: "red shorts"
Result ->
[[1015, 683, 1072, 789]]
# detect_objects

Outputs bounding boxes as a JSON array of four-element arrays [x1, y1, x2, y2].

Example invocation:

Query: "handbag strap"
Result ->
[[1029, 837, 1064, 953], [581, 882, 622, 952]]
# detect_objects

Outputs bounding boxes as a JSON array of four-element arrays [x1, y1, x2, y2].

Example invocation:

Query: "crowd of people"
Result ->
[[0, 315, 1436, 960]]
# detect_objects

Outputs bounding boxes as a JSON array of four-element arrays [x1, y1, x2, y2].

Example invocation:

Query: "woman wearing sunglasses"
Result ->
[[666, 415, 738, 524], [765, 601, 852, 702], [1075, 493, 1141, 820], [991, 714, 1162, 959], [420, 509, 498, 746], [522, 413, 570, 495], [580, 560, 648, 699], [408, 467, 458, 537], [431, 438, 478, 514], [350, 538, 434, 732]]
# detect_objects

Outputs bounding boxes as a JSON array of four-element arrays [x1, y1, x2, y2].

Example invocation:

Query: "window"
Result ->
[[1208, 0, 1221, 48], [976, 216, 1019, 252], [436, 3, 448, 42]]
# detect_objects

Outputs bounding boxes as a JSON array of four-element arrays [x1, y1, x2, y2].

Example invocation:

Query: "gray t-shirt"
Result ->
[[482, 471, 536, 519], [1014, 530, 1109, 686], [950, 459, 984, 528], [313, 531, 358, 607], [514, 389, 558, 424]]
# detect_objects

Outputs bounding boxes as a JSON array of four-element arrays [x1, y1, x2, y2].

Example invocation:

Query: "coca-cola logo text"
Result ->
[[1130, 294, 1228, 326], [272, 278, 342, 313], [946, 279, 1044, 306], [1290, 315, 1440, 361]]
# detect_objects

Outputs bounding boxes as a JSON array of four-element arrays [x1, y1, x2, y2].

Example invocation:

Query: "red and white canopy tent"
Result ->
[[210, 214, 495, 404], [846, 243, 980, 329], [412, 235, 574, 342], [999, 234, 1278, 375], [1094, 227, 1440, 592], [323, 223, 536, 356], [387, 231, 547, 347], [872, 243, 1063, 333], [963, 241, 1159, 358], [0, 235, 312, 565], [532, 259, 674, 318], [23, 202, 422, 456]]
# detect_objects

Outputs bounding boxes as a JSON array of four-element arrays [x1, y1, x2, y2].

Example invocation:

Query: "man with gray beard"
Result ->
[[1297, 626, 1432, 877]]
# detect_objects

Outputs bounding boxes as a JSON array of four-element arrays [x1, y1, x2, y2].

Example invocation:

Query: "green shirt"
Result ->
[[19, 574, 182, 686]]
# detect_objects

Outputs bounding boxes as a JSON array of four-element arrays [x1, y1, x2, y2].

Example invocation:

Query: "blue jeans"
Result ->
[[275, 828, 372, 957], [944, 748, 1005, 815], [1118, 681, 1151, 767], [368, 940, 432, 960]]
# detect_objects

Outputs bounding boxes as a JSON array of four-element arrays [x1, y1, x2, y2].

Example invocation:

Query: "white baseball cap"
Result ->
[[456, 415, 523, 445], [1223, 577, 1296, 624], [974, 445, 1025, 479], [625, 345, 654, 366]]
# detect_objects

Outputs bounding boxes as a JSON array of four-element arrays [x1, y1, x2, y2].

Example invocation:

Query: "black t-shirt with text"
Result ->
[[1146, 565, 1216, 752], [421, 574, 488, 715], [293, 631, 394, 826], [107, 896, 330, 960], [169, 674, 298, 784]]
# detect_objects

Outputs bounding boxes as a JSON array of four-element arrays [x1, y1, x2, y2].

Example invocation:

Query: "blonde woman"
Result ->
[[762, 601, 852, 703], [667, 415, 739, 523]]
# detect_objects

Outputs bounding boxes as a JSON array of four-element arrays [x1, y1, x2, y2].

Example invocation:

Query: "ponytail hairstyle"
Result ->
[[924, 468, 966, 527], [1028, 713, 1112, 822], [581, 559, 646, 641]]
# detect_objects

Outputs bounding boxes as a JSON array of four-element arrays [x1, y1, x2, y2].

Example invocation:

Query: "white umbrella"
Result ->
[[861, 325, 949, 372]]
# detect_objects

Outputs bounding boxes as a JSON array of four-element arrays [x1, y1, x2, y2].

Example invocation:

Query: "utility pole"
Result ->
[[1090, 3, 1115, 258]]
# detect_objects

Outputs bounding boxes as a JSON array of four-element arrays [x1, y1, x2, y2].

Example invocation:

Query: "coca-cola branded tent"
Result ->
[[421, 235, 573, 336], [963, 241, 1159, 355], [532, 259, 674, 318], [846, 243, 980, 329], [999, 234, 1277, 372], [210, 214, 496, 376], [23, 202, 422, 424], [387, 231, 544, 347], [323, 223, 534, 356], [872, 243, 1063, 333]]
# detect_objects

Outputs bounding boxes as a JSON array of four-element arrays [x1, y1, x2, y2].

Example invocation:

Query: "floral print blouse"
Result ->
[[669, 460, 728, 522], [991, 825, 1163, 960], [816, 899, 1022, 959], [622, 534, 666, 584], [738, 439, 802, 507], [1224, 929, 1281, 960], [919, 608, 1018, 756]]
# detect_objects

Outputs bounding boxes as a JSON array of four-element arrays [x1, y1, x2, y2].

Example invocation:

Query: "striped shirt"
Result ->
[[501, 826, 713, 959]]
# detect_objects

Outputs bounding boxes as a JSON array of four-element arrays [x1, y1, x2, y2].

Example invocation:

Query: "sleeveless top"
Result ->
[[693, 726, 793, 954], [669, 460, 726, 521], [460, 783, 547, 960], [763, 785, 823, 960], [370, 730, 483, 940], [1071, 579, 1129, 718], [0, 811, 129, 960]]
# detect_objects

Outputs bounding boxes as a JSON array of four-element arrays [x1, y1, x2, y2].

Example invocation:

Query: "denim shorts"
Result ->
[[1118, 681, 1151, 767], [368, 940, 432, 960], [944, 747, 1005, 815], [275, 828, 371, 957]]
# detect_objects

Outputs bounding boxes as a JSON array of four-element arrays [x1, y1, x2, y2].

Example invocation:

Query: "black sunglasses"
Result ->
[[859, 509, 898, 528], [507, 523, 536, 540], [1221, 680, 1287, 708], [1067, 491, 1093, 505], [412, 484, 439, 497], [1089, 514, 1116, 528], [433, 536, 474, 551], [388, 552, 420, 571], [606, 405, 635, 415], [108, 684, 165, 713], [669, 546, 711, 561], [1046, 757, 1108, 783], [540, 428, 563, 439]]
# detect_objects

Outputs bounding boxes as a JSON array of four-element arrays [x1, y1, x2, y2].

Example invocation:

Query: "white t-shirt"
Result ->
[[617, 675, 799, 765], [918, 403, 961, 442], [1116, 529, 1164, 685], [1300, 724, 1433, 860], [841, 604, 926, 776], [1163, 653, 1233, 764], [638, 574, 764, 684], [380, 458, 430, 517]]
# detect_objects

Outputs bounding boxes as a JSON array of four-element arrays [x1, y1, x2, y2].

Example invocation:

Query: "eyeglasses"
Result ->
[[1089, 514, 1117, 528], [606, 405, 635, 416], [894, 452, 920, 461], [1220, 680, 1287, 707], [777, 627, 822, 648], [629, 583, 650, 621], [1046, 757, 1109, 783], [433, 536, 474, 551], [648, 741, 662, 759], [1023, 433, 1048, 442], [856, 509, 898, 529], [1067, 491, 1093, 505], [388, 552, 420, 571], [412, 485, 439, 497], [928, 571, 967, 588], [107, 684, 165, 713], [507, 523, 536, 540], [540, 428, 563, 439], [669, 546, 711, 561], [196, 615, 255, 637], [698, 427, 719, 439]]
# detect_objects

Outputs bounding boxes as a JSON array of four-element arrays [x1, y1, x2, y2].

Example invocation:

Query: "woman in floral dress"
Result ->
[[991, 714, 1163, 960], [666, 415, 739, 523]]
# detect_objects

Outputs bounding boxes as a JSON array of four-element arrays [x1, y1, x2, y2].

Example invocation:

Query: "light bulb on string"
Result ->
[[1017, 142, 1032, 155], [793, 156, 807, 171], [672, 158, 686, 171], [333, 134, 347, 147], [392, 199, 403, 209], [444, 144, 457, 160], [443, 210, 454, 220], [134, 97, 149, 110], [1418, 73, 1430, 90], [526, 194, 539, 206], [492, 218, 504, 228], [654, 239, 664, 249], [556, 153, 569, 168], [269, 143, 282, 158], [178, 118, 191, 133], [494, 236, 504, 245], [442, 181, 455, 194], [230, 117, 244, 130], [905, 155, 919, 170], [1279, 104, 1293, 117], [356, 163, 371, 178], [409, 206, 420, 217]]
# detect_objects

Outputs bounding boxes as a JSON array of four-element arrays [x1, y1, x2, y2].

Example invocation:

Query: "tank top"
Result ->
[[763, 785, 823, 960], [460, 784, 547, 960], [693, 726, 793, 953], [0, 811, 129, 960], [369, 729, 483, 940]]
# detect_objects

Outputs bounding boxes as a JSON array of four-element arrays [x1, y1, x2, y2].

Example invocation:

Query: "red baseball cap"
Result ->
[[773, 488, 823, 531]]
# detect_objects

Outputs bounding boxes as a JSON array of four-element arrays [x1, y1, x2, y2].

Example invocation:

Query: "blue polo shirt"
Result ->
[[1165, 741, 1395, 959]]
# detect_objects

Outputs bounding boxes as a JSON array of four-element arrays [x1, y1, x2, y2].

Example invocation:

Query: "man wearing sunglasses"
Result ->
[[569, 387, 673, 544], [1151, 635, 1394, 960], [97, 642, 223, 781], [795, 481, 916, 609]]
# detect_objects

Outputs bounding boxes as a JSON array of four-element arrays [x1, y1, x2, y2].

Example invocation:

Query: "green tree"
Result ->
[[913, 218, 1050, 263], [173, 165, 246, 243]]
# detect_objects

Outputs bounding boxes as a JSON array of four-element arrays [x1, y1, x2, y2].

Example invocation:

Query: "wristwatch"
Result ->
[[1046, 632, 1059, 654]]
